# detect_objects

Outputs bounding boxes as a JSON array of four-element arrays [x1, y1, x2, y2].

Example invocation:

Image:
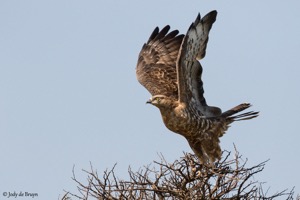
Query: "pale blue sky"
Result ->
[[0, 1, 299, 199]]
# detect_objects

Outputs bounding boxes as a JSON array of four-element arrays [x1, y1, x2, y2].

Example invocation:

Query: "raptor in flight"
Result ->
[[136, 10, 258, 164]]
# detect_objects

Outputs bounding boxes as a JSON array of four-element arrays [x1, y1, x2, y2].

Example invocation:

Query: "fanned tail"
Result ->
[[221, 103, 259, 122]]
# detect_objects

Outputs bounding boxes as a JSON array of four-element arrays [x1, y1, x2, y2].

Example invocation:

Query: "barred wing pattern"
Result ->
[[177, 11, 221, 118], [136, 26, 184, 99]]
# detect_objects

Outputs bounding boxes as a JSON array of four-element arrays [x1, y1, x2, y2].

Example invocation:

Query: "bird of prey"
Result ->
[[136, 10, 258, 164]]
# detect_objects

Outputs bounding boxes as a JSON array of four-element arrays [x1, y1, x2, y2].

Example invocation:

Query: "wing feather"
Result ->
[[136, 26, 184, 98], [176, 11, 220, 117]]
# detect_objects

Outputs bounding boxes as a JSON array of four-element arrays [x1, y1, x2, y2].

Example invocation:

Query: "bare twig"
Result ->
[[62, 150, 294, 199]]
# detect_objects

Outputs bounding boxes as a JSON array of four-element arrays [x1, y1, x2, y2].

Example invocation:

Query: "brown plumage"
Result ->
[[136, 11, 259, 164]]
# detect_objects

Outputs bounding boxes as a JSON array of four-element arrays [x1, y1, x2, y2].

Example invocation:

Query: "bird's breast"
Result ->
[[160, 107, 193, 135], [159, 106, 216, 138]]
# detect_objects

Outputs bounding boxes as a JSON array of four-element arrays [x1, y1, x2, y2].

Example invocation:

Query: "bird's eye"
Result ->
[[156, 97, 161, 103]]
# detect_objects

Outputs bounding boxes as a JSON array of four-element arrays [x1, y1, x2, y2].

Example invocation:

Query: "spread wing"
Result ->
[[136, 26, 184, 98], [177, 11, 221, 117]]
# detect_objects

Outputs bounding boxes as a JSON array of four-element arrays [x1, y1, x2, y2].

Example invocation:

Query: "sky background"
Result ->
[[1, 1, 299, 199]]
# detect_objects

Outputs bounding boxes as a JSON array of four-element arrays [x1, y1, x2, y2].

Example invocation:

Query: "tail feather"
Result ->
[[221, 103, 259, 121]]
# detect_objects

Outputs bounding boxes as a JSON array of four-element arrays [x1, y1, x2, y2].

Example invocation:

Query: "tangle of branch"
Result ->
[[62, 150, 295, 199]]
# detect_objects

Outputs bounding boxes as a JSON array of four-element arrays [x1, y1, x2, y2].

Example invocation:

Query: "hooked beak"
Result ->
[[146, 99, 152, 104]]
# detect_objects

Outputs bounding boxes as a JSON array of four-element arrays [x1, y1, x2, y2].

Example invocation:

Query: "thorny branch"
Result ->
[[61, 150, 295, 199]]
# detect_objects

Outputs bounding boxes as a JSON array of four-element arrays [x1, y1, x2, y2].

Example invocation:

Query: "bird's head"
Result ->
[[146, 95, 174, 109]]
